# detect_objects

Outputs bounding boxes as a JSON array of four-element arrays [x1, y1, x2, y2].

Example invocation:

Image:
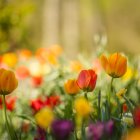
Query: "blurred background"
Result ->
[[0, 0, 140, 57]]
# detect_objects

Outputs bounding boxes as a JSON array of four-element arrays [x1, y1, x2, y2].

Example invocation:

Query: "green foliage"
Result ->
[[0, 0, 35, 53]]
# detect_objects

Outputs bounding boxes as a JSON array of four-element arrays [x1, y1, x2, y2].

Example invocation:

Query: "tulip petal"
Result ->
[[64, 79, 79, 94], [88, 70, 97, 91], [77, 70, 91, 89], [108, 53, 119, 74], [115, 55, 127, 77]]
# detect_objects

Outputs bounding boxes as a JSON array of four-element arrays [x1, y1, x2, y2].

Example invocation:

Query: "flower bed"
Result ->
[[0, 45, 139, 140]]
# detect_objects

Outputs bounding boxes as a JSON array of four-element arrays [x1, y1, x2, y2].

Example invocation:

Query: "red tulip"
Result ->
[[31, 76, 43, 87], [0, 96, 16, 111], [133, 107, 140, 127], [76, 69, 97, 92], [45, 95, 60, 108], [31, 96, 60, 112], [6, 97, 17, 111], [123, 103, 128, 113], [31, 99, 44, 112]]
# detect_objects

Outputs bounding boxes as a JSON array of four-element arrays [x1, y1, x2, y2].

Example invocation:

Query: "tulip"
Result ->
[[123, 103, 128, 113], [133, 107, 140, 127], [0, 68, 18, 95], [31, 76, 43, 87], [31, 99, 44, 112], [76, 69, 97, 92], [51, 120, 74, 140], [31, 96, 60, 113], [105, 120, 114, 135], [74, 97, 91, 117], [2, 53, 18, 68], [5, 97, 17, 111], [64, 79, 80, 95], [16, 66, 30, 79], [123, 128, 140, 140], [0, 68, 18, 140], [87, 122, 104, 140], [18, 49, 32, 60], [35, 107, 54, 129], [45, 95, 60, 108], [87, 120, 114, 140], [100, 53, 127, 78]]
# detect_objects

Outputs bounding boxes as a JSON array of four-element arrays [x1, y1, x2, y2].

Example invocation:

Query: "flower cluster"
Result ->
[[0, 47, 139, 140]]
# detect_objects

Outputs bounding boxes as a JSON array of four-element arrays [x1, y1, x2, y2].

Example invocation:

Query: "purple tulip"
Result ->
[[87, 120, 114, 140], [87, 122, 104, 140], [51, 120, 74, 140], [105, 120, 114, 135]]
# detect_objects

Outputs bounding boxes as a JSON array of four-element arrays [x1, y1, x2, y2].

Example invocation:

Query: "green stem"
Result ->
[[84, 91, 88, 100], [98, 90, 101, 120], [108, 78, 114, 119], [74, 130, 78, 140], [81, 120, 86, 140], [2, 95, 12, 140], [110, 78, 114, 93]]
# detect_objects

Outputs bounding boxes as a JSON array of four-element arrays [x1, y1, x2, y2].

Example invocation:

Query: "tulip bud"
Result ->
[[0, 68, 18, 95]]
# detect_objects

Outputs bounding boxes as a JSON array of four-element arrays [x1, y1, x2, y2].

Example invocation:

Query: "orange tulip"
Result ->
[[122, 128, 140, 140], [100, 53, 127, 78], [19, 49, 32, 60], [76, 69, 97, 92], [64, 79, 80, 95], [0, 68, 18, 95]]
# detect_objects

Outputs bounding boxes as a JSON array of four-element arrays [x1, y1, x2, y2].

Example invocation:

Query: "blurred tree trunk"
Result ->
[[60, 0, 79, 58], [79, 0, 94, 54], [42, 0, 60, 47]]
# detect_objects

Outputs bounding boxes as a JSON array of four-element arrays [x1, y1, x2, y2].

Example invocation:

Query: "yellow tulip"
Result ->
[[0, 68, 18, 95], [74, 97, 91, 118], [64, 79, 80, 95], [100, 53, 127, 78], [2, 53, 18, 68], [35, 107, 54, 129]]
